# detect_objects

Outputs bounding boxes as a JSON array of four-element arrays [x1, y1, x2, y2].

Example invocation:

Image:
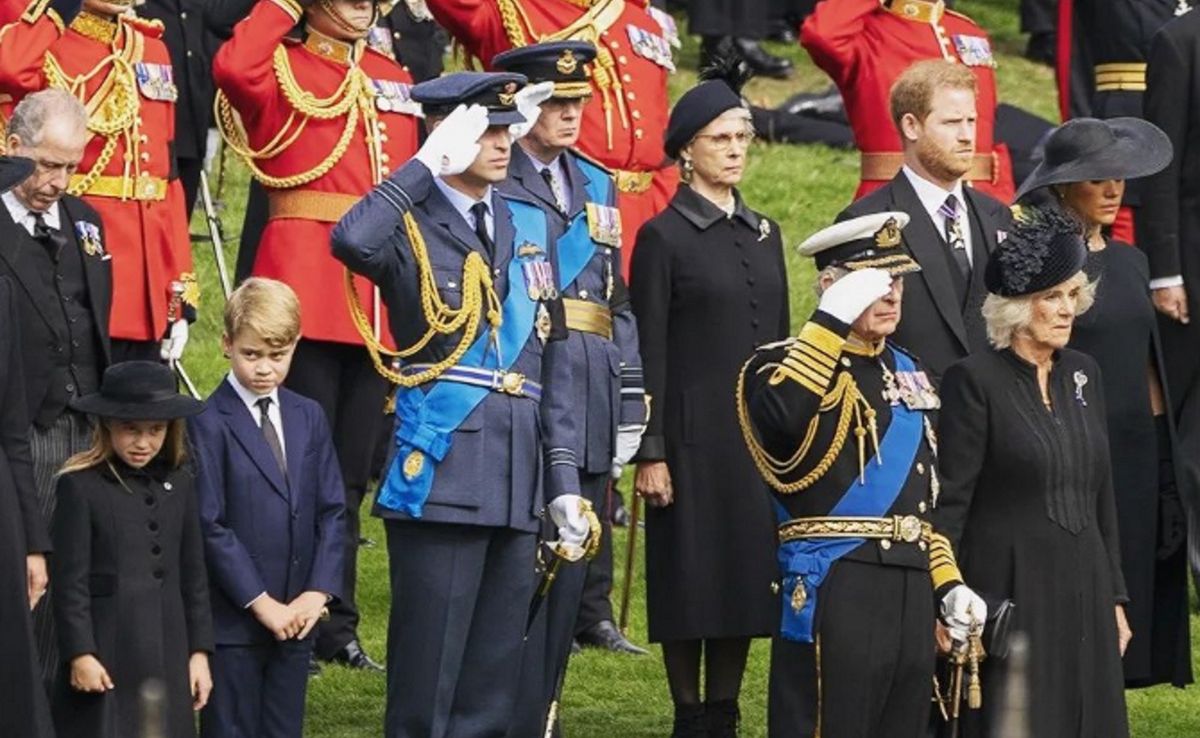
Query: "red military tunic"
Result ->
[[213, 0, 420, 346], [802, 0, 1015, 202], [0, 6, 196, 342], [426, 0, 678, 276]]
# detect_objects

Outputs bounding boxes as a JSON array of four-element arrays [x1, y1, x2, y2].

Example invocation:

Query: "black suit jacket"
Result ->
[[838, 173, 1011, 382], [1139, 9, 1200, 415], [0, 196, 112, 428]]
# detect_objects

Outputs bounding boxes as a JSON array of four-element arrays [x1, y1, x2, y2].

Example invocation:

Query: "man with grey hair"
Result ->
[[0, 87, 112, 681]]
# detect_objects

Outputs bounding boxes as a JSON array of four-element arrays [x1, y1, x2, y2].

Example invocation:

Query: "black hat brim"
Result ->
[[70, 394, 204, 421], [1016, 118, 1173, 200], [0, 156, 35, 194]]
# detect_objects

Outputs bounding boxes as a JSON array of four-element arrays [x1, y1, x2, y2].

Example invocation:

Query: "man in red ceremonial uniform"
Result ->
[[213, 0, 420, 672], [0, 0, 196, 362], [802, 0, 1015, 202], [423, 0, 678, 276]]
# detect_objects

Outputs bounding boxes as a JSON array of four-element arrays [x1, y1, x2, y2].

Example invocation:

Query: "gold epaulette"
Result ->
[[885, 0, 944, 24], [928, 532, 963, 591], [768, 320, 845, 395]]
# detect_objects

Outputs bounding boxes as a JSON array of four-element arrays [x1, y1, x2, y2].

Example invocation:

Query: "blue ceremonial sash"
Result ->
[[555, 157, 613, 290], [776, 348, 923, 643], [376, 198, 548, 517]]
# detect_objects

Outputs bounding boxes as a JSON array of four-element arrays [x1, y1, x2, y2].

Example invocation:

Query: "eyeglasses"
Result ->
[[693, 130, 757, 151]]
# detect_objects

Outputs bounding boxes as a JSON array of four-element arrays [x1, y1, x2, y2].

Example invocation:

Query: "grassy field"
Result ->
[[180, 0, 1200, 734]]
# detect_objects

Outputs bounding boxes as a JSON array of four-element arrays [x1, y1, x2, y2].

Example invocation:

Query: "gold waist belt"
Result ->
[[267, 190, 361, 223], [72, 173, 168, 201], [563, 298, 613, 340], [614, 169, 653, 194], [1095, 63, 1147, 92], [778, 515, 932, 545], [860, 152, 997, 184]]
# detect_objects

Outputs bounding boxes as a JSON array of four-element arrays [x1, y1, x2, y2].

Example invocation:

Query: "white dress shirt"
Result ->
[[534, 153, 569, 210], [434, 177, 495, 241], [902, 165, 975, 267], [2, 190, 62, 236]]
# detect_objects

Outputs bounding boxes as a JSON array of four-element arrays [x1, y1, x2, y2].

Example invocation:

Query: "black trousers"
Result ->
[[179, 156, 204, 220], [384, 521, 536, 738], [575, 477, 616, 632], [285, 339, 389, 658], [768, 560, 935, 738], [200, 639, 313, 738]]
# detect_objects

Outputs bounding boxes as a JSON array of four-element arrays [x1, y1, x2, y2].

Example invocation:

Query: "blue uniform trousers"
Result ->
[[384, 520, 537, 738], [200, 639, 312, 738]]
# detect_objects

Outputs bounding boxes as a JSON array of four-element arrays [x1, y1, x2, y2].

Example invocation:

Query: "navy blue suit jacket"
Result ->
[[188, 380, 346, 645]]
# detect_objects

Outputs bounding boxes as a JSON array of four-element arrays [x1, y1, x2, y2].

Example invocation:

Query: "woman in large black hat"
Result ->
[[630, 60, 786, 737], [1016, 117, 1193, 689], [51, 361, 213, 738], [935, 209, 1130, 738]]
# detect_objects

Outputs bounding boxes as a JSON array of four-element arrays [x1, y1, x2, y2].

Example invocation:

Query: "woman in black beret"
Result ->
[[934, 208, 1130, 738], [1015, 117, 1192, 690], [629, 60, 786, 737]]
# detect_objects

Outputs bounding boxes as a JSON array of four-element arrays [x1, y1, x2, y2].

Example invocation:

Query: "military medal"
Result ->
[[535, 303, 553, 343], [521, 258, 557, 301], [372, 79, 418, 115], [585, 202, 622, 247], [135, 62, 178, 101], [366, 26, 397, 59], [880, 362, 902, 406], [626, 25, 676, 71], [74, 221, 103, 257], [951, 35, 996, 68], [1073, 370, 1089, 406], [646, 6, 681, 48]]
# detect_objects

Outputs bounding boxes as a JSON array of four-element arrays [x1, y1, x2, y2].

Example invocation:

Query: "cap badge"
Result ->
[[498, 82, 518, 106], [874, 217, 902, 248], [556, 50, 579, 75]]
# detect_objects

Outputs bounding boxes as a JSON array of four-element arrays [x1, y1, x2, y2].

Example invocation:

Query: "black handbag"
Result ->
[[980, 597, 1016, 659]]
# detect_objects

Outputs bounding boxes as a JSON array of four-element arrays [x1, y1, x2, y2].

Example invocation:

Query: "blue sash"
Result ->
[[555, 157, 613, 289], [777, 348, 923, 643], [376, 197, 548, 517]]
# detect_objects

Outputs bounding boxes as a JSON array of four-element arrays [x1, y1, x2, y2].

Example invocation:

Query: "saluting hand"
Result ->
[[635, 461, 674, 508], [817, 268, 894, 325], [414, 104, 490, 177], [70, 654, 114, 693]]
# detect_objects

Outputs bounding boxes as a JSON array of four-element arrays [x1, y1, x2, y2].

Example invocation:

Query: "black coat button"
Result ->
[[151, 544, 162, 556], [144, 495, 155, 506], [148, 521, 159, 532], [152, 569, 164, 580]]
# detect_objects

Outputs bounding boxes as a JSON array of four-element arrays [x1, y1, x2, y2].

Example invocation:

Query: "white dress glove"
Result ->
[[414, 104, 490, 176], [817, 267, 894, 325], [547, 494, 595, 562], [611, 423, 647, 479], [159, 319, 189, 364], [508, 81, 555, 140], [940, 584, 988, 643]]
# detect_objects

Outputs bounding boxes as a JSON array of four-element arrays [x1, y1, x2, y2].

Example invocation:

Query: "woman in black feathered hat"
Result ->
[[50, 361, 213, 738], [935, 209, 1133, 738], [1016, 117, 1194, 691], [629, 59, 787, 737]]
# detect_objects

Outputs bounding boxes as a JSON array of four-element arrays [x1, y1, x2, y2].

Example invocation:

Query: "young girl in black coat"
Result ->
[[51, 361, 214, 738]]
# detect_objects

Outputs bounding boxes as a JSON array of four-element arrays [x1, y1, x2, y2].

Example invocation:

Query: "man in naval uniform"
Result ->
[[330, 72, 600, 738], [737, 212, 986, 738]]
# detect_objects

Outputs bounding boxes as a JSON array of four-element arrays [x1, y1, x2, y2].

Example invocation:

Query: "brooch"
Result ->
[[758, 218, 771, 242], [1073, 370, 1088, 406]]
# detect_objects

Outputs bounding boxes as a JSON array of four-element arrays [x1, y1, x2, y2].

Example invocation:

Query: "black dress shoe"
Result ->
[[329, 639, 385, 672], [671, 703, 707, 738], [704, 699, 740, 738], [766, 19, 797, 44], [575, 620, 649, 655], [611, 499, 630, 527], [732, 38, 794, 80]]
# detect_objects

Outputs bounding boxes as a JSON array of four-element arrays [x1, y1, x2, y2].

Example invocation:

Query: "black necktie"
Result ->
[[31, 212, 64, 262], [256, 397, 287, 475], [540, 167, 566, 213], [469, 201, 494, 258], [938, 194, 971, 282]]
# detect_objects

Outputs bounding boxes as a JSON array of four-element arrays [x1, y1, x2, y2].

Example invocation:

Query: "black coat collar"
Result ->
[[670, 184, 760, 232]]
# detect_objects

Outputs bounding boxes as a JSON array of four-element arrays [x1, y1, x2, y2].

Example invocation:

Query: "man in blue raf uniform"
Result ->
[[491, 40, 651, 735], [737, 213, 986, 738], [331, 71, 601, 738]]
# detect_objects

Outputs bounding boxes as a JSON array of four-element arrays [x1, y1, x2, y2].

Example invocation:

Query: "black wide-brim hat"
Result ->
[[71, 361, 204, 420], [1015, 117, 1173, 200], [0, 156, 34, 193]]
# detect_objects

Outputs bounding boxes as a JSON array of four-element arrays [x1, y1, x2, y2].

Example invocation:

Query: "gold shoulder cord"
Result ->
[[45, 19, 143, 197], [735, 356, 880, 493], [494, 0, 630, 149]]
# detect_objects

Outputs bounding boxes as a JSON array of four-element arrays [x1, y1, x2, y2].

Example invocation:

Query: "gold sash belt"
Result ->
[[267, 190, 361, 223], [614, 169, 653, 194], [860, 152, 996, 184], [71, 173, 168, 201], [778, 514, 932, 545], [563, 298, 613, 339]]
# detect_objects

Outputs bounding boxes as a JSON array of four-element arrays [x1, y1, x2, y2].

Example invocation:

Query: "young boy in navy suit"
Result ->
[[189, 278, 346, 738]]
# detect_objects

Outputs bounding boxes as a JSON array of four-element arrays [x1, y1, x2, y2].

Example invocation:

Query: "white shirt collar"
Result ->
[[902, 165, 967, 221], [226, 372, 281, 415], [433, 177, 493, 224], [2, 190, 62, 236]]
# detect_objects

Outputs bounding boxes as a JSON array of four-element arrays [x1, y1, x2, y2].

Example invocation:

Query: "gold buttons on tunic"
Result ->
[[918, 501, 927, 513]]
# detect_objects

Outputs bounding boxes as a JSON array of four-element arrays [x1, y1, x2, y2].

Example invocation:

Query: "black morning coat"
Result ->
[[51, 460, 214, 738], [0, 277, 55, 738], [0, 194, 112, 428], [838, 172, 1012, 383]]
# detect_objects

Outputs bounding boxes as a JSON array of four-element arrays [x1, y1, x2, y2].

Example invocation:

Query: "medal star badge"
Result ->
[[556, 50, 578, 75]]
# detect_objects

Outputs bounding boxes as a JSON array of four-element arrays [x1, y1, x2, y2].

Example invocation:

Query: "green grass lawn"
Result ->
[[179, 0, 1200, 733]]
